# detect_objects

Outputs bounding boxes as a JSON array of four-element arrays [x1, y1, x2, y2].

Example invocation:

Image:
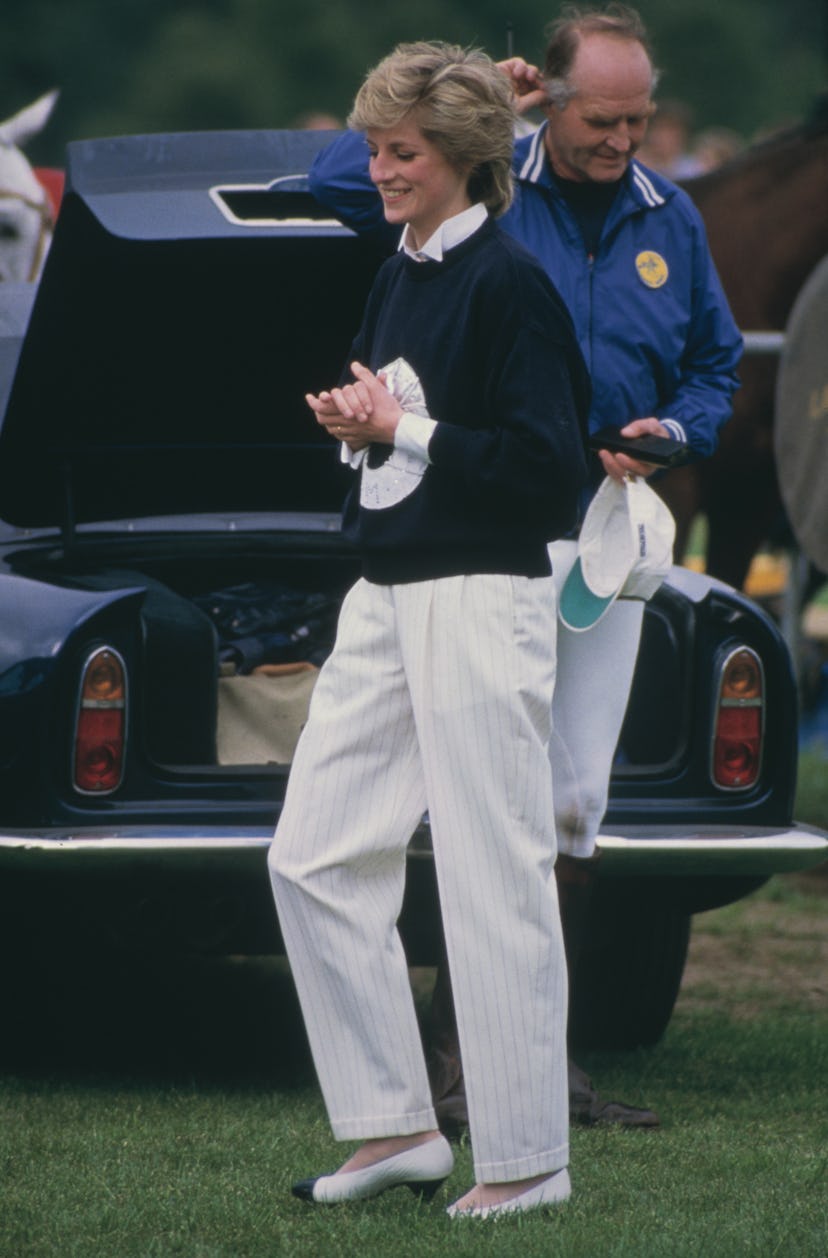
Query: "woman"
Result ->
[[268, 40, 589, 1219]]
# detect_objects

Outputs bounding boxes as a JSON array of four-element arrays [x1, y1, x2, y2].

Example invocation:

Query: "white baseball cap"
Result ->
[[559, 476, 676, 631]]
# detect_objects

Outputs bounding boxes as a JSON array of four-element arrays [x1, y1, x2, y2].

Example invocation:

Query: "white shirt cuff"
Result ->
[[394, 412, 436, 463], [340, 442, 367, 469]]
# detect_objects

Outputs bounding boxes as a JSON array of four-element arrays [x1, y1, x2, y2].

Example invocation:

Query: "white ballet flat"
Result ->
[[292, 1134, 455, 1204], [447, 1167, 571, 1219]]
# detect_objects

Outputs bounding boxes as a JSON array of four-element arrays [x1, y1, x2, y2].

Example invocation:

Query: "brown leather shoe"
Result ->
[[432, 1072, 469, 1141], [433, 1059, 659, 1136], [427, 951, 470, 1140], [568, 1058, 660, 1128]]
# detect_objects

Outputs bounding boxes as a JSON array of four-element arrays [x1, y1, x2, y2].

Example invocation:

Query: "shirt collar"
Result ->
[[398, 202, 487, 262]]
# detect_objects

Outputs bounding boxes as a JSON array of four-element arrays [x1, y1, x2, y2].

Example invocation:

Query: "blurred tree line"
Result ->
[[3, 0, 826, 166]]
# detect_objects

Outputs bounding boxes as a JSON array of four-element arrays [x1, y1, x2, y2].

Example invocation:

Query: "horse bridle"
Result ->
[[0, 181, 55, 282]]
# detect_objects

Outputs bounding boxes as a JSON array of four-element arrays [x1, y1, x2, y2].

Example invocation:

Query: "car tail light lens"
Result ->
[[74, 647, 127, 794], [711, 646, 764, 789]]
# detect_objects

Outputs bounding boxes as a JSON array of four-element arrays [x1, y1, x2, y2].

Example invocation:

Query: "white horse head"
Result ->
[[0, 90, 59, 283]]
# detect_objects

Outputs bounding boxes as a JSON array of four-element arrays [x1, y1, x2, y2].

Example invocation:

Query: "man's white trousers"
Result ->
[[548, 540, 646, 859]]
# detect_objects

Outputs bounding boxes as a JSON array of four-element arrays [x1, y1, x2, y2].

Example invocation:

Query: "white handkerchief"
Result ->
[[360, 357, 430, 510]]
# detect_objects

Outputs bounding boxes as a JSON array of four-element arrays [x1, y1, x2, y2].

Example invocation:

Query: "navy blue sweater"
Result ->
[[343, 217, 590, 583]]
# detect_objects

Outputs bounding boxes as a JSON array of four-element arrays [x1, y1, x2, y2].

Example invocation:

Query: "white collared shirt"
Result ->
[[399, 201, 488, 262]]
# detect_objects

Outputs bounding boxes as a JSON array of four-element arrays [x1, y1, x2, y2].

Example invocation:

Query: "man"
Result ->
[[308, 5, 742, 1130]]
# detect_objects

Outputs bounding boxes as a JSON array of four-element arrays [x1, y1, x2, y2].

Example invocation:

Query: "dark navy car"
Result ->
[[0, 130, 825, 1051]]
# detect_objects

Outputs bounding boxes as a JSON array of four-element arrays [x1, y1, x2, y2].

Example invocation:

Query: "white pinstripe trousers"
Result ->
[[268, 572, 569, 1183], [548, 540, 646, 859]]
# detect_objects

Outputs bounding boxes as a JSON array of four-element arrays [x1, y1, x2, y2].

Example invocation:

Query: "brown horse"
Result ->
[[657, 94, 828, 589]]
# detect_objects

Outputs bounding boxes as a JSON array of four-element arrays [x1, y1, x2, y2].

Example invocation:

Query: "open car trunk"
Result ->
[[56, 540, 358, 771]]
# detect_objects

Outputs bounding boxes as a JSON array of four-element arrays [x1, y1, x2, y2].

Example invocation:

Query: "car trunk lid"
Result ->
[[0, 129, 383, 537]]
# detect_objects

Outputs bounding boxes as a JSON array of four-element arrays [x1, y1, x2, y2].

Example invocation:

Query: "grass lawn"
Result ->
[[2, 855, 826, 1257]]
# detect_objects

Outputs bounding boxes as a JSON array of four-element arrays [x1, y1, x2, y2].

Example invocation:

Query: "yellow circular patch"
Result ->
[[635, 251, 669, 288]]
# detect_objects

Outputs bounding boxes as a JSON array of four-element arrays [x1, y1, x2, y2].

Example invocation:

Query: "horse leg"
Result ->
[[704, 462, 782, 590], [653, 465, 702, 564]]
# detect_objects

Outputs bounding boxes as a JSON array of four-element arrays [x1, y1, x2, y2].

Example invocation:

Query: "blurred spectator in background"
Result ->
[[637, 98, 701, 177], [293, 110, 343, 130], [639, 101, 743, 179], [690, 125, 742, 173]]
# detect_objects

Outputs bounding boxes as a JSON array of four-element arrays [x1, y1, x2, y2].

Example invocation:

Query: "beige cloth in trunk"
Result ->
[[217, 663, 319, 765]]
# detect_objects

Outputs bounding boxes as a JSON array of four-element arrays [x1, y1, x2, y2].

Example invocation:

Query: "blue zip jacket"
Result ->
[[309, 125, 743, 459]]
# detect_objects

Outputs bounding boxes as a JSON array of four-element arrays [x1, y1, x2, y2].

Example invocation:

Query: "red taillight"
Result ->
[[74, 647, 126, 794], [712, 647, 764, 789]]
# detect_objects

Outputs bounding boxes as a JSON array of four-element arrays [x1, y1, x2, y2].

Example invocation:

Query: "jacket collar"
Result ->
[[515, 122, 670, 210]]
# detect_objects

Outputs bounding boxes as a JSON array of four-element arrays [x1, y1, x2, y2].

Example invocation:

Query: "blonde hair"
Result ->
[[348, 41, 516, 216]]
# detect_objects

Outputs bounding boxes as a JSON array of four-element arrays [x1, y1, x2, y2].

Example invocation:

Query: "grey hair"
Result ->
[[542, 3, 660, 109], [348, 41, 516, 216]]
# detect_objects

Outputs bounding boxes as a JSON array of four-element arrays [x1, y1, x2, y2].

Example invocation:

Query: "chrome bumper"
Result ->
[[0, 822, 825, 877], [596, 823, 828, 875], [0, 826, 274, 873]]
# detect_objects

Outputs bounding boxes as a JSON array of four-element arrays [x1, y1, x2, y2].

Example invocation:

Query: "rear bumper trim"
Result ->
[[0, 822, 825, 878], [596, 824, 828, 875], [0, 827, 273, 873]]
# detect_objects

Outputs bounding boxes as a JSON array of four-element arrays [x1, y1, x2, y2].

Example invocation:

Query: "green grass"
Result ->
[[2, 1028, 826, 1257], [797, 746, 828, 825], [2, 867, 827, 1258]]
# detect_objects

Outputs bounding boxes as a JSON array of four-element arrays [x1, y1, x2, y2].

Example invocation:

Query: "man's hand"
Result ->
[[305, 362, 402, 449], [497, 57, 548, 114], [597, 417, 672, 481]]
